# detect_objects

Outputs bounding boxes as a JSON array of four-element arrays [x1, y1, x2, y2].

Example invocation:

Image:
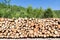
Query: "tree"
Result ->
[[3, 0, 11, 5], [35, 7, 44, 18], [43, 8, 54, 18], [0, 1, 59, 18], [26, 6, 33, 18]]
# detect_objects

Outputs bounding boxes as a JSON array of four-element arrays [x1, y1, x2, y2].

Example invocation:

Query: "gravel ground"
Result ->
[[0, 38, 60, 40]]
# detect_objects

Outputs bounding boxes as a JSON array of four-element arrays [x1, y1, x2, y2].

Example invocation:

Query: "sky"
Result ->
[[0, 0, 60, 10]]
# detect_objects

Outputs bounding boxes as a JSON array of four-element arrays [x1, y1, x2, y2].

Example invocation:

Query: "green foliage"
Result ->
[[0, 1, 59, 18], [43, 8, 53, 18], [3, 0, 11, 5], [54, 10, 60, 18]]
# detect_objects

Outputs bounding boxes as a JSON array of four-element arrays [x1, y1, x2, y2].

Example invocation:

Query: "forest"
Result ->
[[0, 0, 60, 18]]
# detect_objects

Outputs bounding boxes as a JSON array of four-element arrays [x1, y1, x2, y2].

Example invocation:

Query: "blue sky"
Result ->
[[0, 0, 60, 10]]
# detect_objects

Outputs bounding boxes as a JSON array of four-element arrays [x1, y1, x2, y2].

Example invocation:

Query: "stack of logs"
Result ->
[[0, 18, 60, 38]]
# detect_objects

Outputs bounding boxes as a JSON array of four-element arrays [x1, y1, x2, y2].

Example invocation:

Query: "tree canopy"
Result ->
[[0, 0, 59, 18]]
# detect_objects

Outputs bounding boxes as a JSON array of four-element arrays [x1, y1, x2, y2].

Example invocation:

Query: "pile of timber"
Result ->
[[0, 18, 60, 38]]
